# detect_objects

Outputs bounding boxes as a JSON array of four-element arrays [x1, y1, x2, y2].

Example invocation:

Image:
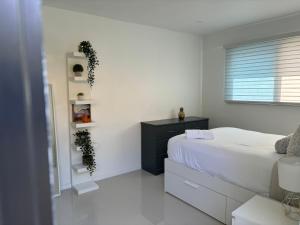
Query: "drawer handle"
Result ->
[[168, 130, 177, 133], [184, 180, 200, 189]]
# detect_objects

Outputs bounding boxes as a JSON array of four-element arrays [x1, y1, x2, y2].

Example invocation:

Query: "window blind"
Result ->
[[225, 34, 300, 104]]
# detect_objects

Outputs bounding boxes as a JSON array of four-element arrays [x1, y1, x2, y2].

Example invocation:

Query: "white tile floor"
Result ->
[[54, 170, 223, 225]]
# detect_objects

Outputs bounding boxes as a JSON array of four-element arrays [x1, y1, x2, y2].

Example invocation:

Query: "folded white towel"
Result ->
[[185, 129, 214, 140]]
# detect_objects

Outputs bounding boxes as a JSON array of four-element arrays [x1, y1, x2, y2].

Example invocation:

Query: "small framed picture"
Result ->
[[72, 104, 91, 123]]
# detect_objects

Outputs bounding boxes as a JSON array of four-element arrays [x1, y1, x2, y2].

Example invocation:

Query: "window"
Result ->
[[225, 34, 300, 104]]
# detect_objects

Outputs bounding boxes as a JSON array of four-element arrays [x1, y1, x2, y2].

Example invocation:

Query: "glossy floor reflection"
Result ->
[[54, 170, 223, 225]]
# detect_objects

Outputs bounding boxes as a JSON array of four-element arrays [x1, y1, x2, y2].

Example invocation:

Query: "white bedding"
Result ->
[[167, 127, 285, 194]]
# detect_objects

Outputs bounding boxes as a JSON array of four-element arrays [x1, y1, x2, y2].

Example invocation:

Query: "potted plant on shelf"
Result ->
[[73, 64, 84, 77], [78, 41, 99, 87], [74, 129, 96, 175], [77, 92, 84, 100]]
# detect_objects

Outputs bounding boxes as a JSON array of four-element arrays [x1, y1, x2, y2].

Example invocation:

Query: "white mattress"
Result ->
[[167, 127, 285, 194]]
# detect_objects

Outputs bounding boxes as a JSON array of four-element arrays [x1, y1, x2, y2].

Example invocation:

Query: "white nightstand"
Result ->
[[232, 195, 298, 225]]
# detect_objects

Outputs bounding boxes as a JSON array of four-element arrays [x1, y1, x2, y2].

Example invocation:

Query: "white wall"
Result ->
[[43, 6, 203, 189], [203, 14, 300, 135]]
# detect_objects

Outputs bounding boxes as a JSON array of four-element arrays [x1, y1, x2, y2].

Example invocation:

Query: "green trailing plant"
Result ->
[[74, 129, 96, 175], [78, 41, 99, 87]]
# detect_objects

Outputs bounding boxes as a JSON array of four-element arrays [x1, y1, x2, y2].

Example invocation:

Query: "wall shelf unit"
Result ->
[[73, 146, 81, 152], [70, 99, 93, 105], [73, 181, 99, 195], [67, 51, 85, 58], [66, 51, 99, 195], [71, 122, 96, 129], [69, 77, 87, 82], [73, 143, 97, 152], [72, 163, 89, 174]]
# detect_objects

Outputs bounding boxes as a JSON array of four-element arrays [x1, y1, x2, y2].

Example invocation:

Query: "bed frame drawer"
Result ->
[[165, 171, 226, 223], [165, 159, 255, 203], [165, 159, 256, 225]]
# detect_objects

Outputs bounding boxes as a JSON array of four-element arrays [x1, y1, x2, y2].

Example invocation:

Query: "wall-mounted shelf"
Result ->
[[69, 77, 87, 82], [72, 122, 96, 129], [72, 163, 88, 174], [73, 181, 99, 195], [74, 146, 81, 152], [70, 99, 93, 105], [67, 52, 85, 59], [73, 143, 97, 152]]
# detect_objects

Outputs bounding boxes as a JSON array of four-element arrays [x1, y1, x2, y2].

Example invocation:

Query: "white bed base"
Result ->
[[164, 158, 259, 225]]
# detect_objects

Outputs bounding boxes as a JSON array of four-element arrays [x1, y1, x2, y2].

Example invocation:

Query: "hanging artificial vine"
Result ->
[[74, 129, 96, 175], [78, 41, 99, 87]]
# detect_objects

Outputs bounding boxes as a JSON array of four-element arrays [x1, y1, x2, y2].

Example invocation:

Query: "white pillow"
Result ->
[[287, 125, 300, 156]]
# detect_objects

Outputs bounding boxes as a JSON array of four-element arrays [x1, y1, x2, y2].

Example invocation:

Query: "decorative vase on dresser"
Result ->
[[141, 116, 209, 175], [178, 107, 185, 120]]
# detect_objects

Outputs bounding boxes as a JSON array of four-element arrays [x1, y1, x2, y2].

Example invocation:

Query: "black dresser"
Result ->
[[141, 117, 209, 175]]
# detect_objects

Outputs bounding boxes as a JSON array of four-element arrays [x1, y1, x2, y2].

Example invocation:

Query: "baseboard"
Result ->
[[59, 167, 141, 191], [94, 166, 141, 182]]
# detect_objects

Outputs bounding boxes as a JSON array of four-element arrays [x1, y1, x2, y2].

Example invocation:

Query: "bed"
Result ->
[[164, 127, 284, 225]]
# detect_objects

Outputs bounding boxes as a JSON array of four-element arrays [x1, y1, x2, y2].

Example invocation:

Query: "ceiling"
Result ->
[[43, 0, 300, 35]]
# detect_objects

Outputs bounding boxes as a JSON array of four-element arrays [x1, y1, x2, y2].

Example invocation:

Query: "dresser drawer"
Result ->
[[184, 120, 208, 130], [156, 124, 185, 139]]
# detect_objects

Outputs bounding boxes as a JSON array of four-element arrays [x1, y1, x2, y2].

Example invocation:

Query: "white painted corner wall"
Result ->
[[202, 14, 300, 135], [42, 6, 203, 189]]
